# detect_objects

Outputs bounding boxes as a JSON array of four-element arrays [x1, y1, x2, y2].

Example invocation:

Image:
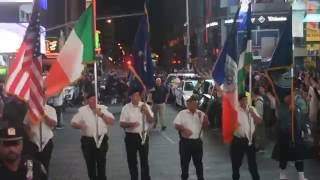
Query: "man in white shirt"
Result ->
[[230, 93, 262, 180], [24, 99, 57, 173], [71, 92, 114, 180], [174, 95, 209, 180], [120, 84, 154, 180]]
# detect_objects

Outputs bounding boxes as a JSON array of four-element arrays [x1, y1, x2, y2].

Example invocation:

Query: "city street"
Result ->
[[49, 104, 320, 180]]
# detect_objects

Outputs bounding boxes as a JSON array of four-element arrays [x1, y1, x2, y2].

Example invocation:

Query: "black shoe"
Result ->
[[56, 126, 64, 130], [161, 126, 167, 131]]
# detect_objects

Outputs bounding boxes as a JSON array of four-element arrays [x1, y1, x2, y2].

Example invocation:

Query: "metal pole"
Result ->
[[42, 13, 144, 33], [186, 0, 191, 71]]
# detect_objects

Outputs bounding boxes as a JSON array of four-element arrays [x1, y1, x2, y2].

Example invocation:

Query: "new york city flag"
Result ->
[[212, 3, 252, 144]]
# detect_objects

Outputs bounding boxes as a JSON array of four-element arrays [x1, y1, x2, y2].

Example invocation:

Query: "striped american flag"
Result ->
[[4, 0, 44, 123]]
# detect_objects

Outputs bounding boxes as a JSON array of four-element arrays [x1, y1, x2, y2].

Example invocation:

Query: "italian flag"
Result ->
[[45, 5, 95, 97]]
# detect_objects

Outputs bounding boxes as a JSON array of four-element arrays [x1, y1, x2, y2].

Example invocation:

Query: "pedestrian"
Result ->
[[71, 91, 114, 180], [0, 122, 47, 179], [24, 97, 57, 173], [253, 86, 266, 153], [48, 90, 64, 129], [120, 82, 154, 180], [174, 95, 209, 180], [308, 77, 319, 148], [151, 78, 169, 130], [230, 93, 262, 180]]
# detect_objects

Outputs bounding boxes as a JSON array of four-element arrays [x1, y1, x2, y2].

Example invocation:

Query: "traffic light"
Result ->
[[95, 30, 101, 54]]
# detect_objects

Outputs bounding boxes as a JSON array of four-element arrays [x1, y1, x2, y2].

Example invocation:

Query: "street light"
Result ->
[[107, 19, 112, 24]]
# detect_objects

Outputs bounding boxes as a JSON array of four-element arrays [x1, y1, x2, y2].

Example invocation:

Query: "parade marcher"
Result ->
[[71, 91, 114, 180], [120, 82, 154, 180], [230, 93, 262, 180], [151, 78, 169, 130], [265, 72, 309, 180], [174, 95, 209, 180], [0, 122, 47, 179], [24, 98, 57, 173], [48, 90, 64, 129]]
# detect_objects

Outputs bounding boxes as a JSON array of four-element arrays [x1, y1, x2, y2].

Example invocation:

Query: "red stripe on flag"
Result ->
[[222, 94, 238, 144]]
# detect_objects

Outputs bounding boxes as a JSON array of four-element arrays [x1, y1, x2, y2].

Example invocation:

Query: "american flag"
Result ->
[[4, 0, 44, 123]]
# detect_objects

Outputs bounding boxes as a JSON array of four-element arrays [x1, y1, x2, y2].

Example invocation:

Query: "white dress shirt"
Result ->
[[71, 104, 114, 137], [28, 105, 57, 151], [174, 109, 205, 139], [120, 102, 154, 133], [254, 96, 264, 118], [234, 106, 260, 145]]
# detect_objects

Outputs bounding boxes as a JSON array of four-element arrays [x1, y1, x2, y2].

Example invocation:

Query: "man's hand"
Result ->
[[181, 128, 193, 138], [131, 122, 140, 128], [93, 108, 103, 117], [141, 104, 148, 114]]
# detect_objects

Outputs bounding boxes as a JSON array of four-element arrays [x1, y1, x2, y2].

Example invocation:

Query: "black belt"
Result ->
[[81, 134, 108, 139], [180, 137, 202, 142]]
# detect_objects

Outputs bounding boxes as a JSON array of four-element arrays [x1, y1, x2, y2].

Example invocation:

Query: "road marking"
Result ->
[[160, 132, 176, 144]]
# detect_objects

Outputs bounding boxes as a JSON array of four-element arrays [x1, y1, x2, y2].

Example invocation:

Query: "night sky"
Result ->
[[96, 0, 186, 54]]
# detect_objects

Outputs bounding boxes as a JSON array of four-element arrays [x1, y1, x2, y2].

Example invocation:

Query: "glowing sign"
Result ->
[[0, 23, 46, 53], [0, 0, 33, 2]]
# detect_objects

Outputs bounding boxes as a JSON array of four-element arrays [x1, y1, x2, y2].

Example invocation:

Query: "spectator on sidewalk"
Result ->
[[71, 91, 114, 180], [308, 77, 319, 148], [151, 78, 169, 131], [48, 90, 64, 129]]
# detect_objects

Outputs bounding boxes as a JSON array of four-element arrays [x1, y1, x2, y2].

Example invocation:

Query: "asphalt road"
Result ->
[[49, 104, 320, 180]]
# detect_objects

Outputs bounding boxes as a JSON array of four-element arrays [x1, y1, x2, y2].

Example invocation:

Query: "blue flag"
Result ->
[[132, 6, 155, 89], [39, 0, 47, 10], [212, 6, 240, 85], [269, 13, 292, 68]]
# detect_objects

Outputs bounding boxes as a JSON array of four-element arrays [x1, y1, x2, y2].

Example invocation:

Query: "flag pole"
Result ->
[[248, 3, 252, 106], [290, 5, 295, 144], [92, 0, 100, 147]]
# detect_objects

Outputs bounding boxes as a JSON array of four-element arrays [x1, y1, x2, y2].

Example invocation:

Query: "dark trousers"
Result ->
[[53, 105, 63, 127], [279, 143, 304, 171], [230, 137, 260, 180], [81, 135, 109, 180], [125, 132, 151, 180], [23, 139, 54, 173], [179, 138, 204, 180]]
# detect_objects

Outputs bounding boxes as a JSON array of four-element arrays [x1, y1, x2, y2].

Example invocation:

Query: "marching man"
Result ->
[[120, 82, 154, 180], [174, 95, 209, 180]]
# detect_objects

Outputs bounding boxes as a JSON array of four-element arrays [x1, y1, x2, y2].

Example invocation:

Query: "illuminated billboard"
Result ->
[[0, 0, 33, 2], [0, 23, 46, 53]]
